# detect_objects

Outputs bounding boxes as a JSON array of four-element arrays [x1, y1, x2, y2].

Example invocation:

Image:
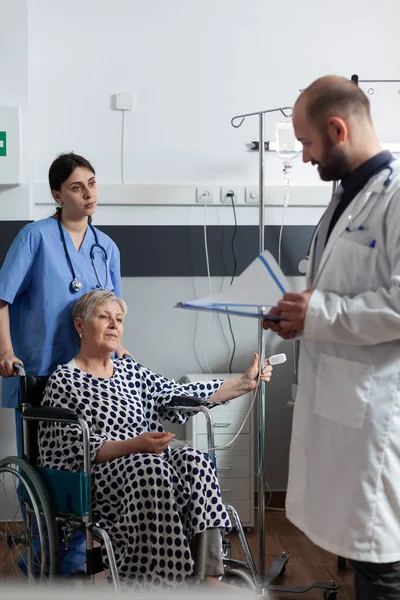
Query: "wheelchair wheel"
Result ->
[[0, 456, 58, 584], [221, 568, 256, 590]]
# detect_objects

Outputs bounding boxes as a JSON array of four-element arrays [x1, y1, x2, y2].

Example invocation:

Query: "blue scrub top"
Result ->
[[0, 217, 122, 408]]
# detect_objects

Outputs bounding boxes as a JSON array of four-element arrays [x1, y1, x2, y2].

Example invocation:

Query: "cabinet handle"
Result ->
[[214, 423, 231, 428], [217, 467, 232, 472], [221, 489, 232, 493]]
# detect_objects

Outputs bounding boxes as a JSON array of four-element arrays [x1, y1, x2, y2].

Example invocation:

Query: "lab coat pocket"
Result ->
[[314, 353, 374, 429], [322, 238, 377, 295]]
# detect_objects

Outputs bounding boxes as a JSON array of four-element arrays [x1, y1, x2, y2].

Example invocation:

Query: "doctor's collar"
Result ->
[[341, 150, 394, 198]]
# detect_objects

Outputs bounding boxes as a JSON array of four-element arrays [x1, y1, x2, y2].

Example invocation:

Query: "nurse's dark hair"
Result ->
[[49, 152, 95, 192], [297, 75, 372, 132]]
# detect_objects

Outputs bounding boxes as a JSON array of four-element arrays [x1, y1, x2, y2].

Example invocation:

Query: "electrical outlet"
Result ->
[[245, 186, 259, 204], [196, 187, 214, 203], [220, 187, 239, 203]]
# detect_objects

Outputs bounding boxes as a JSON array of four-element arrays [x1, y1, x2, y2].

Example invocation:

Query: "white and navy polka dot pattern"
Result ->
[[38, 358, 231, 589]]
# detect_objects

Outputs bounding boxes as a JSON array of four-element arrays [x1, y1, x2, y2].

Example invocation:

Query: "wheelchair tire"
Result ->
[[221, 568, 256, 590], [0, 456, 58, 583]]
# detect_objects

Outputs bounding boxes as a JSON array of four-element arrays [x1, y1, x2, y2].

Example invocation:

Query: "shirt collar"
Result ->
[[341, 150, 393, 198]]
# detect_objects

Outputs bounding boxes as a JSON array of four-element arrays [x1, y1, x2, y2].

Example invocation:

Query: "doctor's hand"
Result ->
[[277, 289, 314, 332], [0, 353, 23, 378], [262, 307, 297, 340], [261, 306, 280, 330]]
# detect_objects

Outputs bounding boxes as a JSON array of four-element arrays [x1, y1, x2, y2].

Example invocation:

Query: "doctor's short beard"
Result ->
[[316, 135, 351, 182]]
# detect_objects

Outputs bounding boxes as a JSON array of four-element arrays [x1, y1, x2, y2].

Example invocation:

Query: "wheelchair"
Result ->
[[0, 366, 119, 590], [0, 366, 260, 592]]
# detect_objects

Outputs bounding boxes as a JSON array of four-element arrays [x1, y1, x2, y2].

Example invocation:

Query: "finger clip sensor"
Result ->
[[268, 353, 287, 365]]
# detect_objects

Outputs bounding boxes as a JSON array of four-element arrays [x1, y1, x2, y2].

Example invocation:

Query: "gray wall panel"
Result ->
[[0, 222, 31, 265], [0, 223, 314, 276]]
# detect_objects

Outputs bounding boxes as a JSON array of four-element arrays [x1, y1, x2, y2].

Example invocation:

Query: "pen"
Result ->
[[369, 240, 376, 248]]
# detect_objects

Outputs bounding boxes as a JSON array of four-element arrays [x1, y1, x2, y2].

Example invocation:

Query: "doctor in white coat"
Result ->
[[264, 75, 400, 600]]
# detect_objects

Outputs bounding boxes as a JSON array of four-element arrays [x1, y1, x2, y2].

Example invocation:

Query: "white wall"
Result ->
[[0, 0, 30, 220], [28, 0, 400, 226], [28, 0, 400, 185], [1, 0, 399, 224], [1, 0, 400, 490]]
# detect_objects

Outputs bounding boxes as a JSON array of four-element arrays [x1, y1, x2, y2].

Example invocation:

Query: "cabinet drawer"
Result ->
[[195, 411, 250, 435], [215, 455, 251, 479], [196, 433, 250, 456], [220, 394, 251, 411], [219, 478, 251, 501]]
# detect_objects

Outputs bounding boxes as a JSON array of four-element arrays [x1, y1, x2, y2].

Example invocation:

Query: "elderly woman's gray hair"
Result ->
[[73, 290, 127, 323]]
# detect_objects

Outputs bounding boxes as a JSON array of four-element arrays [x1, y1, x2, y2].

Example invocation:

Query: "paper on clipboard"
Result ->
[[175, 250, 290, 320]]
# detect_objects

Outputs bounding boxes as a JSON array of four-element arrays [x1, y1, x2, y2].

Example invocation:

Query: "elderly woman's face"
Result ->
[[80, 300, 124, 353]]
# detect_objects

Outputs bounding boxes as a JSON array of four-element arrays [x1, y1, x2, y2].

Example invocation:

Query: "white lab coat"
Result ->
[[286, 160, 400, 563]]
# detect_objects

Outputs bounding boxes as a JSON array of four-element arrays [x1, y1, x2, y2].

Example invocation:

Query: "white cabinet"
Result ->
[[182, 373, 254, 528]]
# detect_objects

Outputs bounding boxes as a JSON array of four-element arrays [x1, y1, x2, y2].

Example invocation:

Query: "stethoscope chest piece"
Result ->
[[71, 278, 83, 293], [57, 216, 110, 293], [298, 257, 309, 275]]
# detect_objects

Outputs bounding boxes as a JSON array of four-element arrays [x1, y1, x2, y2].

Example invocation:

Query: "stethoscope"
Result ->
[[57, 217, 111, 293], [297, 164, 394, 275]]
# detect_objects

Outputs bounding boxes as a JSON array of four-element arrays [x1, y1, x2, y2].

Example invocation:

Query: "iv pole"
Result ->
[[231, 107, 291, 583], [230, 108, 339, 597]]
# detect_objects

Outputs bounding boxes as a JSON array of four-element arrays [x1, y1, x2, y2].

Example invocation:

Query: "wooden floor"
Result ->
[[1, 512, 355, 598], [228, 509, 354, 599]]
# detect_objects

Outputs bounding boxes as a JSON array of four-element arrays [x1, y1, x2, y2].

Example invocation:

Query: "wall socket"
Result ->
[[245, 186, 260, 204], [196, 186, 214, 203], [220, 187, 239, 203]]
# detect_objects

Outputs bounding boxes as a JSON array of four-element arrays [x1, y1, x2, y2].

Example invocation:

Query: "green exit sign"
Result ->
[[0, 131, 6, 157]]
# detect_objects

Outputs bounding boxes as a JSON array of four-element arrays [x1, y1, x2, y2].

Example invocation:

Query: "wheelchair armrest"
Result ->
[[23, 406, 79, 422], [169, 395, 209, 408]]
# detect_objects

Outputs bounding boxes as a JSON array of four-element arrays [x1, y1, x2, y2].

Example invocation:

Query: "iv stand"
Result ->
[[231, 108, 339, 597], [232, 107, 291, 583], [351, 73, 400, 88]]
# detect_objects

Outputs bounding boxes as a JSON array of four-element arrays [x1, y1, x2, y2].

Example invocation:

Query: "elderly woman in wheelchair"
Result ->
[[37, 290, 272, 590]]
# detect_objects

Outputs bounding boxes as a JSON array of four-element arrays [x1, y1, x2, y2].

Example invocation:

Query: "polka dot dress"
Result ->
[[38, 358, 231, 590]]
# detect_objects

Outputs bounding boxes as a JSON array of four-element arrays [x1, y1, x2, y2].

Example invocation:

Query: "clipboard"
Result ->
[[175, 302, 283, 321], [175, 250, 288, 320]]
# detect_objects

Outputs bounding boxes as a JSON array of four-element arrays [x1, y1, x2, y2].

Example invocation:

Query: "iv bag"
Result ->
[[276, 121, 300, 164]]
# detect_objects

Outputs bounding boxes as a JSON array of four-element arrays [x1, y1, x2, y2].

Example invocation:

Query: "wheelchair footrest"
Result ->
[[86, 547, 104, 576]]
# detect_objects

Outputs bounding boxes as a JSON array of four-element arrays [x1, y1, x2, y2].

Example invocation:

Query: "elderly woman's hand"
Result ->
[[208, 353, 273, 404], [241, 353, 272, 392], [130, 431, 176, 454], [95, 431, 176, 463]]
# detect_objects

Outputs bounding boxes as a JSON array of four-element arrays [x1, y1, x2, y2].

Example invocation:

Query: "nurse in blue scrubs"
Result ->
[[0, 152, 127, 575]]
